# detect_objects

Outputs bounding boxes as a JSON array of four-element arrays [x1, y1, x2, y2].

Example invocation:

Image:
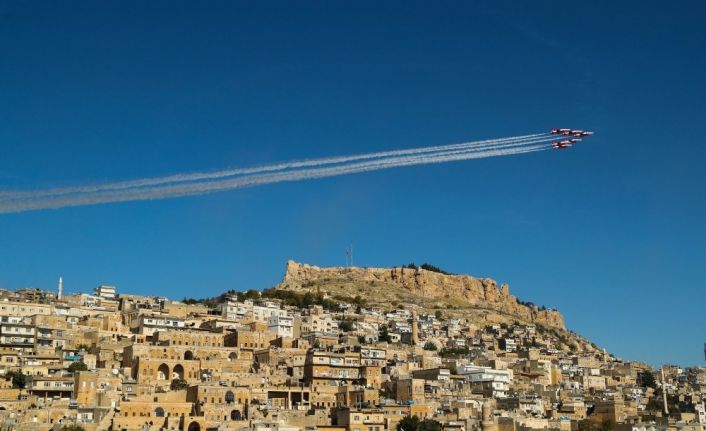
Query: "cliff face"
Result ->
[[278, 260, 565, 330]]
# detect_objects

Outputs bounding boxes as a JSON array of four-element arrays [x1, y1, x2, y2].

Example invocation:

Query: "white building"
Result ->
[[134, 314, 185, 336], [252, 302, 287, 323], [95, 285, 116, 300], [268, 315, 294, 338], [458, 365, 512, 398], [0, 319, 36, 351], [300, 314, 339, 335], [220, 299, 252, 321]]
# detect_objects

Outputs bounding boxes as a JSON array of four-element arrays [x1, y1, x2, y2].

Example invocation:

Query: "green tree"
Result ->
[[5, 370, 26, 389], [242, 289, 260, 301], [67, 361, 88, 373], [301, 292, 315, 308], [434, 310, 443, 320], [420, 263, 451, 275], [379, 327, 392, 343], [597, 420, 613, 431], [439, 347, 470, 358], [397, 416, 441, 431], [339, 319, 355, 332], [397, 415, 421, 431], [352, 295, 366, 307], [423, 341, 438, 351], [638, 371, 657, 389], [170, 378, 189, 390], [419, 419, 442, 431]]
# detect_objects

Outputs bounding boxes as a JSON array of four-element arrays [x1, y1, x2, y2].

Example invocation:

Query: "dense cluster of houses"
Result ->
[[0, 285, 703, 431]]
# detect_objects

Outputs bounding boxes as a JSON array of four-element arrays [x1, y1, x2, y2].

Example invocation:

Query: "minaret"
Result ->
[[57, 276, 63, 300], [662, 365, 669, 416], [411, 312, 419, 346], [481, 399, 498, 431]]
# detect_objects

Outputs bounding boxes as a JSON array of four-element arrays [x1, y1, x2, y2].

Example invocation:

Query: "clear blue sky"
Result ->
[[1, 1, 704, 366]]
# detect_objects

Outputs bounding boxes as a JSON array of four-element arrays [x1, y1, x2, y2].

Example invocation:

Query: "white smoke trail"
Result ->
[[0, 133, 549, 201], [0, 137, 552, 214], [0, 139, 550, 212]]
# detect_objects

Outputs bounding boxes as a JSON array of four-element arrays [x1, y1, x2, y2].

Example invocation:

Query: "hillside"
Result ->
[[277, 260, 566, 330]]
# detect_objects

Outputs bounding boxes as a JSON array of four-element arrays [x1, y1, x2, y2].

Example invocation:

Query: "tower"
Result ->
[[411, 312, 419, 346], [481, 399, 498, 431], [57, 275, 63, 300], [661, 365, 669, 416]]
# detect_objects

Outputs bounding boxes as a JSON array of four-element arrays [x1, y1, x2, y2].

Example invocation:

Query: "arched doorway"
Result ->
[[230, 410, 242, 421], [225, 391, 234, 404], [155, 407, 165, 417], [187, 421, 201, 431], [172, 364, 185, 380], [228, 352, 238, 362], [157, 363, 169, 380], [184, 351, 194, 360]]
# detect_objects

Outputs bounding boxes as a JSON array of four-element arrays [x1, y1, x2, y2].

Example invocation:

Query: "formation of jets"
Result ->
[[550, 128, 594, 149]]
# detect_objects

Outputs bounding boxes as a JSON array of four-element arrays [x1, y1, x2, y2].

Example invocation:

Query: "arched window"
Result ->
[[157, 364, 169, 380], [172, 364, 184, 380]]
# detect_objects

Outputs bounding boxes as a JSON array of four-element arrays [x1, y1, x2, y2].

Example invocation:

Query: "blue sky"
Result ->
[[1, 1, 705, 366]]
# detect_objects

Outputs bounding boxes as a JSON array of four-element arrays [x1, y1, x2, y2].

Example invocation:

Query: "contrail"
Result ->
[[0, 133, 548, 200], [0, 136, 552, 214]]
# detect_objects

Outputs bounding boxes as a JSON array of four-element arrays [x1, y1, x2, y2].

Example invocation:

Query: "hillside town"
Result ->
[[0, 275, 704, 431]]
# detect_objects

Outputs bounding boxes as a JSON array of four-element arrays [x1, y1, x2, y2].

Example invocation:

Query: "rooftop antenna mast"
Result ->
[[345, 244, 353, 269]]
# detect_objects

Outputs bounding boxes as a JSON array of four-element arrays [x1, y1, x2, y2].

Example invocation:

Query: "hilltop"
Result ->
[[277, 260, 565, 330]]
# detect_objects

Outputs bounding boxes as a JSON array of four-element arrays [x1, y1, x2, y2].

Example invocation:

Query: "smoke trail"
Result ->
[[0, 133, 549, 201], [0, 139, 550, 212], [0, 138, 552, 214]]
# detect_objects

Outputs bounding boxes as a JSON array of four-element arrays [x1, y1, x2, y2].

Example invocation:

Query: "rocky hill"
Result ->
[[277, 260, 566, 330]]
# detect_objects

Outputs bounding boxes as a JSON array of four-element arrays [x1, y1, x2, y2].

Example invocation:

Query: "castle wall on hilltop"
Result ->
[[279, 260, 565, 329]]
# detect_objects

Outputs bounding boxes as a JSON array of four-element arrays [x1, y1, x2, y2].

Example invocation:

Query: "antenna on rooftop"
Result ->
[[345, 244, 353, 268]]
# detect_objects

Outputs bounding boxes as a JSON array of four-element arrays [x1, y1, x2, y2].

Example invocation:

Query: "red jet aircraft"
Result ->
[[570, 130, 594, 137], [552, 139, 581, 149], [551, 128, 595, 137]]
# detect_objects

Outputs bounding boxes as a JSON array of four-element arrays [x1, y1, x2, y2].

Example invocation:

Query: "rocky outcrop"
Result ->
[[278, 260, 565, 329]]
